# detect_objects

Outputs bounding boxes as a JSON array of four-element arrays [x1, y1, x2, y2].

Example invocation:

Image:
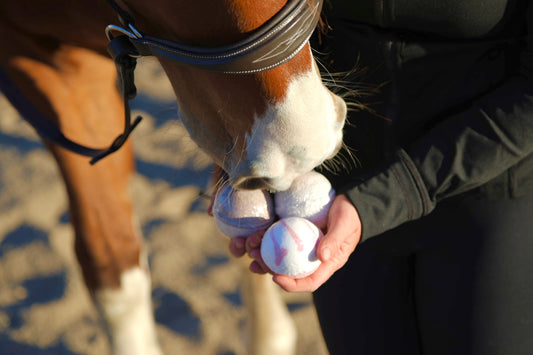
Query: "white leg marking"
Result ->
[[94, 267, 162, 355], [242, 271, 297, 355]]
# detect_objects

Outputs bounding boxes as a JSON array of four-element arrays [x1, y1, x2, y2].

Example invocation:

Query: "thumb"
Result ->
[[317, 222, 343, 262], [316, 194, 361, 263]]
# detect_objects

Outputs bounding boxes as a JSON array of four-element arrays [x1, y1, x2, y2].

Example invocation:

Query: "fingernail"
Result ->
[[321, 247, 331, 262]]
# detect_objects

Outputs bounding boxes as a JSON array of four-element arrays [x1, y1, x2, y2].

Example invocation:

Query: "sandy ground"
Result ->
[[0, 58, 328, 355]]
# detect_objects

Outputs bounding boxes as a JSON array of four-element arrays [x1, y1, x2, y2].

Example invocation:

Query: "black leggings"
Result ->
[[313, 193, 533, 355]]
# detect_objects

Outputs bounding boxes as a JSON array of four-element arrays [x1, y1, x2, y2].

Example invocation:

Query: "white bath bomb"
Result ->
[[260, 217, 323, 278], [213, 184, 275, 238], [275, 171, 335, 229]]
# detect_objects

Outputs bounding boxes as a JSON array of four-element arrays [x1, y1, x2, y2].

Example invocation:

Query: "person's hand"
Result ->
[[228, 194, 362, 292], [274, 194, 361, 292]]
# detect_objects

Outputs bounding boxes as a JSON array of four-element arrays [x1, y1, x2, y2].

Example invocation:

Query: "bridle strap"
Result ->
[[0, 65, 105, 157], [105, 0, 135, 26], [0, 58, 138, 164], [89, 35, 143, 164], [106, 0, 323, 74]]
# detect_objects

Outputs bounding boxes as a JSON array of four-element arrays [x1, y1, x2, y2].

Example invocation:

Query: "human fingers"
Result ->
[[249, 254, 271, 274], [228, 237, 246, 257], [247, 234, 272, 274], [245, 231, 264, 255], [273, 257, 339, 292]]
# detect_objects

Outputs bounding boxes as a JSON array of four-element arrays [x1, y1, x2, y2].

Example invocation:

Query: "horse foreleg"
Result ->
[[240, 261, 297, 355], [0, 39, 161, 355], [50, 146, 161, 355], [43, 61, 162, 355]]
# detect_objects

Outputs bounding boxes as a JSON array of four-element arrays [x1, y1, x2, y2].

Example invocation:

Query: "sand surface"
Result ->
[[0, 58, 328, 355]]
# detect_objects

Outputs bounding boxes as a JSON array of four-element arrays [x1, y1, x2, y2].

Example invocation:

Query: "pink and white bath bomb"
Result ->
[[260, 217, 323, 278], [275, 171, 335, 229], [213, 184, 275, 238]]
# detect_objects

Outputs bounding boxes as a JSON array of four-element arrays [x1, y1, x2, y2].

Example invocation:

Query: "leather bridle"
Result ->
[[106, 0, 322, 74], [21, 0, 323, 164]]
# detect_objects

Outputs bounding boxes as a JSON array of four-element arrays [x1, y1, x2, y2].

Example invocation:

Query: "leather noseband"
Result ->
[[107, 0, 323, 74]]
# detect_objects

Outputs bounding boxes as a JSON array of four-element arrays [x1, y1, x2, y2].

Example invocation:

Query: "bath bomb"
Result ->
[[260, 217, 323, 278], [213, 184, 275, 238], [275, 171, 335, 229]]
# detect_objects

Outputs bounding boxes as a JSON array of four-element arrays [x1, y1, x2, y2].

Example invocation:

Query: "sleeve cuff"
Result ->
[[341, 149, 434, 241]]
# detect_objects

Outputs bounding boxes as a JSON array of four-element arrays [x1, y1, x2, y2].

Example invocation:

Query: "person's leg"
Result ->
[[413, 194, 533, 355], [313, 236, 421, 355], [313, 191, 533, 354]]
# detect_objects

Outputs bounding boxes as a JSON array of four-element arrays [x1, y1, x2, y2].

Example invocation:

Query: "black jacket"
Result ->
[[316, 0, 533, 241]]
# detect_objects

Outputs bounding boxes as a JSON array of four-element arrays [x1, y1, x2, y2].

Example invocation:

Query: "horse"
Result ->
[[0, 0, 346, 354]]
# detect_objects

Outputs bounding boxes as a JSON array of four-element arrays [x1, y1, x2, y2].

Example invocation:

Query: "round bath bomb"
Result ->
[[275, 171, 335, 229], [260, 217, 323, 278], [213, 184, 275, 238]]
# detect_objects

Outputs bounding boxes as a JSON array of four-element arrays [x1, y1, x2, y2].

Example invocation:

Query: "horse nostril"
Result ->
[[234, 177, 272, 190]]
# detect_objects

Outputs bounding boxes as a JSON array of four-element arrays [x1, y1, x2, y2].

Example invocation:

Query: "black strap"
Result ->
[[0, 32, 143, 165], [0, 65, 105, 157], [105, 0, 136, 27], [90, 34, 143, 164]]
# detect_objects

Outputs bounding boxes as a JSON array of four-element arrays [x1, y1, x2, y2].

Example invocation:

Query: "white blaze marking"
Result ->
[[243, 52, 344, 189]]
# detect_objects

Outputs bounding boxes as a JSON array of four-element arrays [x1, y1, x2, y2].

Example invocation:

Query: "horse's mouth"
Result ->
[[231, 175, 293, 192]]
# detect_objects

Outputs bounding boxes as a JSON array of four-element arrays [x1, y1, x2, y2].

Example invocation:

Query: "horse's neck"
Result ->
[[0, 0, 114, 51]]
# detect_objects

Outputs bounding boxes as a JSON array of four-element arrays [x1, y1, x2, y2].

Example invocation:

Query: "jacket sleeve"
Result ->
[[343, 2, 533, 241]]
